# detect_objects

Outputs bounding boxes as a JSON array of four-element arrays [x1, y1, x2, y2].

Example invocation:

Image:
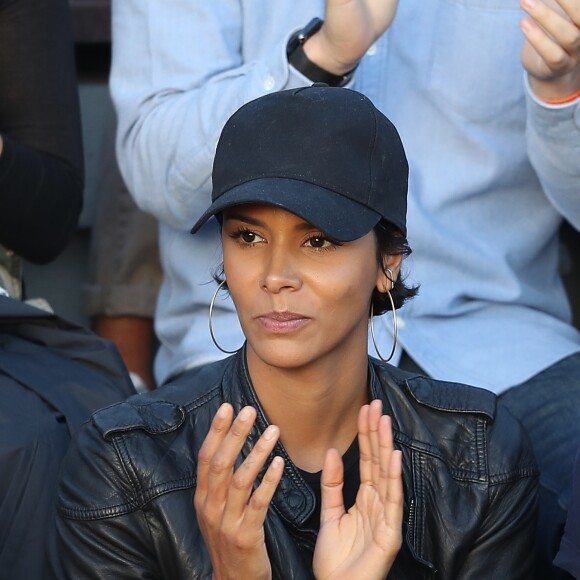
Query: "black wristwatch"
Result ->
[[287, 18, 355, 87]]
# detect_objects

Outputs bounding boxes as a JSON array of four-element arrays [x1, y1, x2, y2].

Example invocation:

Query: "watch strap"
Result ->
[[287, 18, 355, 87]]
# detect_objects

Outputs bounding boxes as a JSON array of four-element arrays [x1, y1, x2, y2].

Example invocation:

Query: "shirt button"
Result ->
[[366, 44, 377, 56], [264, 75, 275, 91], [397, 316, 406, 330]]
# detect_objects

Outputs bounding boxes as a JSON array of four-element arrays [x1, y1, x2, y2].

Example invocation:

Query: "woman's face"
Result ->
[[222, 204, 396, 371]]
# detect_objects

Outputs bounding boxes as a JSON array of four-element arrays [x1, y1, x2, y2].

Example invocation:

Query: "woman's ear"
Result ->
[[376, 254, 402, 292]]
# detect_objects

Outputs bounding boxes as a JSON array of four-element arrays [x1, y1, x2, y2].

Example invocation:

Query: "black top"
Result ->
[[0, 0, 83, 264], [297, 437, 360, 532]]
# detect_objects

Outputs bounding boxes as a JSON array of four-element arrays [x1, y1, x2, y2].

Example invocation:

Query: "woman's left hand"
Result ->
[[520, 0, 580, 100], [312, 400, 403, 580]]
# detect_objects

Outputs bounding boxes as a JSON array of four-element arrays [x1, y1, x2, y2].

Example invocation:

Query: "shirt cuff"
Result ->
[[524, 73, 580, 110], [524, 73, 580, 135]]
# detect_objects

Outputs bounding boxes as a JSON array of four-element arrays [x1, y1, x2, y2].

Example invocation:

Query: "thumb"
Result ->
[[320, 448, 346, 524]]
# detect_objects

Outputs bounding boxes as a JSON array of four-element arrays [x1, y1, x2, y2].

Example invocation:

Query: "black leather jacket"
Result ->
[[52, 350, 538, 579]]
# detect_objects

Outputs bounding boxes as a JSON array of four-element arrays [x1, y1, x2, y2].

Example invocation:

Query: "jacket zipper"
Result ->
[[407, 497, 416, 545]]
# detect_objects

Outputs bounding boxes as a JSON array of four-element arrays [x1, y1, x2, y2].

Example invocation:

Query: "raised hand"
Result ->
[[313, 400, 403, 580], [194, 404, 285, 580], [520, 0, 580, 100], [304, 0, 400, 76]]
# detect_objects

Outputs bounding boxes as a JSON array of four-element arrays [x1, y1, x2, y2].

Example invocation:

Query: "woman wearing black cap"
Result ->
[[52, 86, 538, 579]]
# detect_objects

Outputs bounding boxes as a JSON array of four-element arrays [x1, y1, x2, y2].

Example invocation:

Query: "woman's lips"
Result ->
[[256, 311, 310, 334]]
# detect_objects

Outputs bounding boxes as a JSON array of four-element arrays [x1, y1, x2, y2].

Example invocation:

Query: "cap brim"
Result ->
[[190, 178, 381, 242]]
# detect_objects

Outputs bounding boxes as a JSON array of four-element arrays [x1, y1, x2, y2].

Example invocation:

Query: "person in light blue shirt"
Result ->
[[111, 0, 580, 576]]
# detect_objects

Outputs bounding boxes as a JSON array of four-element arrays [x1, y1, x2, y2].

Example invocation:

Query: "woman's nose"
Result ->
[[259, 247, 302, 293]]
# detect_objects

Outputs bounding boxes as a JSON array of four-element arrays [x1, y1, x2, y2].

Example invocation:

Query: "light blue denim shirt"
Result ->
[[111, 0, 580, 391]]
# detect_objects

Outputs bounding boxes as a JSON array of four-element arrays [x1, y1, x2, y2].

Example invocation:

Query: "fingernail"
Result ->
[[217, 403, 229, 418], [263, 425, 278, 441], [522, 0, 537, 8], [520, 18, 535, 33], [238, 407, 251, 421]]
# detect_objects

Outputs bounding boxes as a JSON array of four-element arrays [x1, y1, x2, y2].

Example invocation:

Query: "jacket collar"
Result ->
[[234, 347, 386, 531], [234, 346, 317, 529]]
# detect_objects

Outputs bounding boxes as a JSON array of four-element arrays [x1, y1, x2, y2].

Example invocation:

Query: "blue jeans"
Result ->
[[499, 353, 580, 580]]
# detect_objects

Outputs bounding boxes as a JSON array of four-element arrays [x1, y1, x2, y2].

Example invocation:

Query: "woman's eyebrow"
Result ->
[[223, 210, 321, 233], [222, 212, 267, 227]]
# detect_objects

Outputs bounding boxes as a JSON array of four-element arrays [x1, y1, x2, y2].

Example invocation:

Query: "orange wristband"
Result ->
[[539, 90, 580, 105]]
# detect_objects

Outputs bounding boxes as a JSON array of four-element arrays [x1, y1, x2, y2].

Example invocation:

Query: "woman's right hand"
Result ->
[[194, 403, 285, 580]]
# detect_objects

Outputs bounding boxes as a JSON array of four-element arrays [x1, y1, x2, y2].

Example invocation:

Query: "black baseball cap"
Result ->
[[191, 85, 408, 241]]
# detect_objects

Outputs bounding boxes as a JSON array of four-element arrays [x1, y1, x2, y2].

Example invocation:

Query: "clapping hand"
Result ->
[[304, 0, 399, 76], [520, 0, 580, 100], [313, 400, 403, 580], [194, 400, 403, 580], [194, 404, 284, 580]]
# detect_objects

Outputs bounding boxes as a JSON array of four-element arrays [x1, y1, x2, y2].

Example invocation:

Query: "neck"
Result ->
[[246, 346, 370, 472]]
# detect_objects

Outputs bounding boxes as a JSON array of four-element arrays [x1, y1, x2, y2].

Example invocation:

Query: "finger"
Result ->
[[521, 0, 580, 59], [195, 403, 234, 504], [377, 415, 395, 503], [243, 455, 285, 530], [358, 404, 373, 485], [384, 450, 404, 540], [368, 399, 383, 486], [320, 448, 346, 524], [559, 0, 580, 27], [224, 424, 281, 520], [521, 18, 571, 79], [206, 406, 257, 505]]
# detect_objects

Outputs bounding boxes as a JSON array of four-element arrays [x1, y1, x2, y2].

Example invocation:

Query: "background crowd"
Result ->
[[0, 0, 579, 578]]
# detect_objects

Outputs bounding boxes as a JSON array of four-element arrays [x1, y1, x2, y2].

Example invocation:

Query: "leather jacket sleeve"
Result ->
[[390, 372, 538, 579], [48, 418, 163, 579], [454, 404, 538, 579]]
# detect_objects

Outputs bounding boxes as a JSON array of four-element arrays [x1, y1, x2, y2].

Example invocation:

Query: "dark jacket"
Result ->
[[0, 296, 135, 580], [53, 348, 538, 579], [553, 445, 580, 578]]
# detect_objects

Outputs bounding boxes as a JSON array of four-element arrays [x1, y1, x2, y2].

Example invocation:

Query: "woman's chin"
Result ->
[[247, 340, 321, 371]]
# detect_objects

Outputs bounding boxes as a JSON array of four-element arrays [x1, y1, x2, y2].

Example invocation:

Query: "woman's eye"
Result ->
[[306, 236, 332, 249], [241, 231, 257, 243], [233, 229, 265, 244]]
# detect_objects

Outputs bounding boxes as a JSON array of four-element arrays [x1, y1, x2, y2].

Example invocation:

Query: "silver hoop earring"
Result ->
[[208, 280, 241, 354], [370, 269, 398, 363]]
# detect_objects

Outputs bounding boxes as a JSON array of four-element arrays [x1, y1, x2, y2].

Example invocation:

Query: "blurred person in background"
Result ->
[[0, 0, 135, 577]]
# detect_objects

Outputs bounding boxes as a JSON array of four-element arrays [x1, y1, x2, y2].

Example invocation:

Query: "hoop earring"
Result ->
[[370, 268, 398, 363], [208, 280, 241, 354], [385, 267, 395, 288]]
